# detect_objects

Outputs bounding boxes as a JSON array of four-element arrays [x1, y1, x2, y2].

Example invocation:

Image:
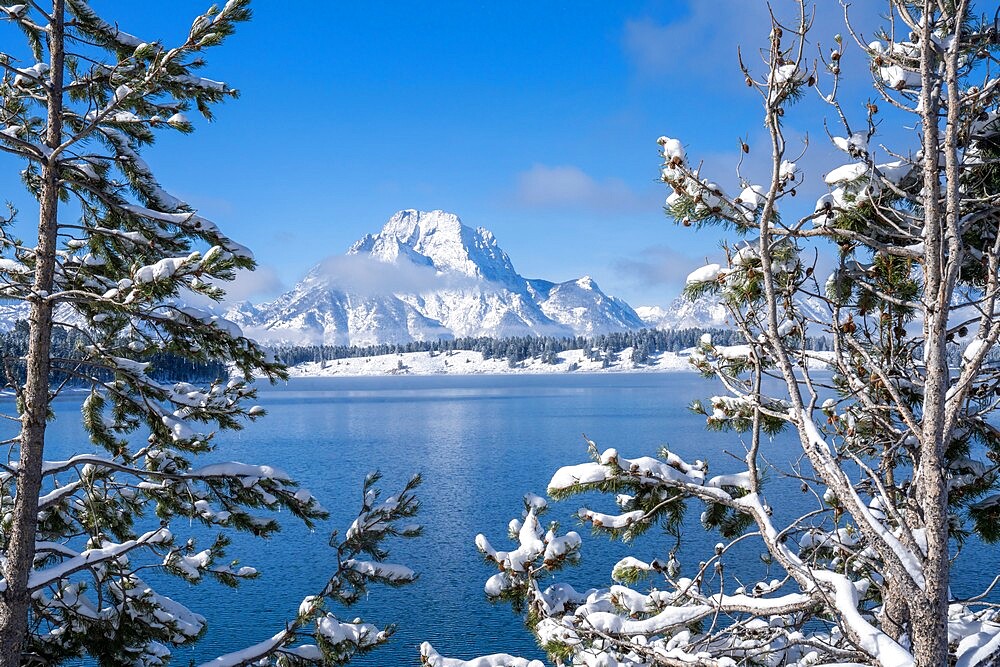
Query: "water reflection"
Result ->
[[12, 374, 1000, 665]]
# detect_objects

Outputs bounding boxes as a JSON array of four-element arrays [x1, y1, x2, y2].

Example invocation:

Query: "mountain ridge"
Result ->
[[0, 210, 827, 344], [228, 210, 648, 345]]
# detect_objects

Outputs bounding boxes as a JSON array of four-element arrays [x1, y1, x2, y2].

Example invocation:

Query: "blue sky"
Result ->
[[2, 1, 897, 308]]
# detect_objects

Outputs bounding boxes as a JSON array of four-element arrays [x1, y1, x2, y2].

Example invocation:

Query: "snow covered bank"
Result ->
[[286, 347, 694, 377]]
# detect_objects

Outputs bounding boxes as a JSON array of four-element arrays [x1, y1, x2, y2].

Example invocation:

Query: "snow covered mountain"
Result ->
[[531, 277, 647, 336], [0, 212, 834, 343], [636, 296, 730, 330], [228, 210, 646, 345], [0, 301, 87, 331], [0, 302, 29, 330], [636, 294, 831, 330]]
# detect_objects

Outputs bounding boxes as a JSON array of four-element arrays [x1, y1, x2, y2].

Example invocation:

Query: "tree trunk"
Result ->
[[0, 2, 64, 663], [880, 573, 912, 642], [910, 5, 951, 665]]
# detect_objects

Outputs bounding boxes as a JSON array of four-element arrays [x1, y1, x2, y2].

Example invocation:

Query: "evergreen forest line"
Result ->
[[4, 322, 990, 386], [268, 327, 830, 368], [0, 324, 806, 385]]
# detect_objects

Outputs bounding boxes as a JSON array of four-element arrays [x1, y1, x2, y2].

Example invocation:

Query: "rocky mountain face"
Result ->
[[228, 210, 646, 345]]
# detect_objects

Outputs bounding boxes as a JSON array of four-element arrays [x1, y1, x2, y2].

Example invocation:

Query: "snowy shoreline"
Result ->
[[285, 347, 696, 378]]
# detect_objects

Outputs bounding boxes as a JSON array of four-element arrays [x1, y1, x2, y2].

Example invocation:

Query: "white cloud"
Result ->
[[623, 2, 885, 84], [224, 266, 285, 303], [181, 265, 286, 310], [312, 254, 483, 297], [613, 245, 715, 290], [623, 6, 768, 81], [515, 164, 650, 213]]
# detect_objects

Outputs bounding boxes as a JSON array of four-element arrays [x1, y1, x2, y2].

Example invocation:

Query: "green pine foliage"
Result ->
[[433, 3, 1000, 666], [0, 2, 418, 665], [0, 319, 228, 386]]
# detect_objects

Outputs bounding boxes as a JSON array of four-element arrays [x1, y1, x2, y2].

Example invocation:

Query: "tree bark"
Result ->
[[911, 4, 951, 665], [880, 574, 912, 642], [0, 1, 64, 663]]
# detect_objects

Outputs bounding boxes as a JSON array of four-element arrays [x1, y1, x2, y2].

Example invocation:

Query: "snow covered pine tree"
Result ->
[[423, 2, 1000, 666], [0, 2, 420, 664]]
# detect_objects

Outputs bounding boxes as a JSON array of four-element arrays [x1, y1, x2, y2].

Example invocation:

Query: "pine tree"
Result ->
[[425, 2, 1000, 666], [0, 2, 420, 664]]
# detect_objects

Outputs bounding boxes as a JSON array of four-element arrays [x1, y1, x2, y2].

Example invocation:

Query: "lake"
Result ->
[[28, 373, 1000, 665]]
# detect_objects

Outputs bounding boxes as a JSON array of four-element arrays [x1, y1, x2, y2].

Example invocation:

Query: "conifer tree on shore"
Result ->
[[0, 2, 420, 663], [425, 2, 1000, 665]]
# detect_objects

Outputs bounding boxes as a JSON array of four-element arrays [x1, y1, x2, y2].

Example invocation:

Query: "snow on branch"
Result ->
[[196, 472, 422, 666], [420, 642, 545, 667]]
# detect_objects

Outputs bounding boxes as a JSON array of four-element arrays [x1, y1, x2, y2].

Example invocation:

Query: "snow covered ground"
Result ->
[[287, 347, 695, 377]]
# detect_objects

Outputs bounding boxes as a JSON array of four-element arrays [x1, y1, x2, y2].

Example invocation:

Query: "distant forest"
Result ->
[[0, 323, 836, 385], [269, 327, 833, 368], [265, 328, 996, 372]]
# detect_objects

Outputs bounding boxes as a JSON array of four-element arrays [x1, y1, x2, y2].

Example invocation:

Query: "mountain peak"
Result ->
[[229, 210, 647, 345], [352, 209, 522, 286], [380, 209, 463, 246]]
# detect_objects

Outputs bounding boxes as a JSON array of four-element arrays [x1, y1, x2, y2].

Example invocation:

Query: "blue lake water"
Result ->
[[27, 373, 1000, 665]]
